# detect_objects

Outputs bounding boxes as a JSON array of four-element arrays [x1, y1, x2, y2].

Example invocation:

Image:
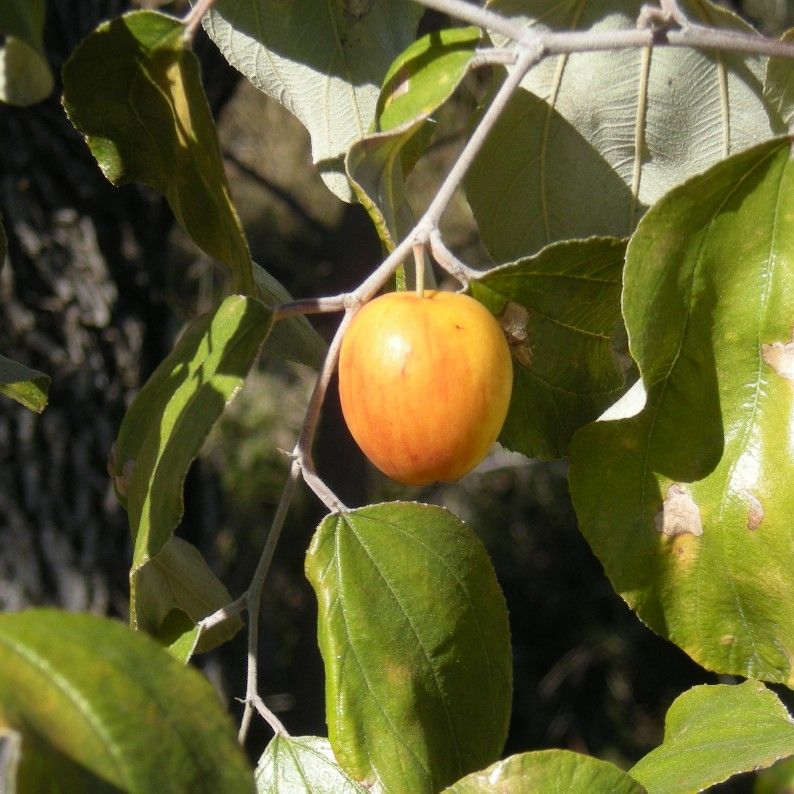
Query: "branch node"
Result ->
[[429, 232, 482, 289], [343, 293, 363, 312]]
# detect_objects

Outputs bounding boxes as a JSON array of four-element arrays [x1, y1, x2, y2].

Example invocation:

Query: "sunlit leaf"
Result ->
[[155, 609, 202, 664], [0, 354, 50, 413], [131, 536, 243, 658], [0, 0, 53, 106], [376, 27, 481, 133], [108, 295, 271, 575], [347, 27, 481, 249], [629, 681, 794, 794], [62, 11, 255, 295], [305, 502, 512, 792], [0, 610, 254, 793], [569, 137, 794, 683], [256, 735, 367, 793], [469, 0, 781, 261], [470, 237, 628, 458], [443, 750, 645, 793], [204, 0, 423, 201]]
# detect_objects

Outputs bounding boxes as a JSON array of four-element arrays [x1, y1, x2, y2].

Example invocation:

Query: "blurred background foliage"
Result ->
[[1, 0, 793, 790]]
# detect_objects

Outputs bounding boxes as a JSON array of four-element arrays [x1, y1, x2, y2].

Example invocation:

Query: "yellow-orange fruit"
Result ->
[[338, 290, 513, 486]]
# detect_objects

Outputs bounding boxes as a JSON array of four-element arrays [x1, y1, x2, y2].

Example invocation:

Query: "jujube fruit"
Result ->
[[338, 290, 513, 486]]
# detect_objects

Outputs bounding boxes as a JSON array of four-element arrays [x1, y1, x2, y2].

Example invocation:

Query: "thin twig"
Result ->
[[411, 0, 794, 60], [238, 458, 302, 743], [429, 232, 483, 288], [409, 0, 534, 45], [667, 25, 794, 59], [182, 0, 215, 41], [273, 294, 348, 319], [198, 593, 247, 634], [413, 244, 426, 297], [421, 47, 538, 231], [658, 0, 688, 25], [293, 312, 352, 513], [470, 48, 520, 68], [253, 694, 289, 736]]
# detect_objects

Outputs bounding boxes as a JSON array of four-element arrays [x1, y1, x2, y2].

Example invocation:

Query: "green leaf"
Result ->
[[305, 502, 512, 792], [443, 750, 646, 793], [629, 681, 794, 794], [1, 725, 123, 794], [131, 536, 243, 658], [154, 609, 202, 664], [377, 27, 481, 133], [0, 0, 53, 106], [764, 29, 794, 127], [204, 0, 424, 201], [255, 735, 367, 793], [62, 11, 255, 295], [470, 237, 628, 459], [108, 295, 271, 574], [347, 27, 481, 249], [0, 609, 254, 793], [569, 137, 794, 683], [754, 756, 794, 794], [253, 263, 326, 370], [469, 0, 780, 261], [0, 354, 50, 413]]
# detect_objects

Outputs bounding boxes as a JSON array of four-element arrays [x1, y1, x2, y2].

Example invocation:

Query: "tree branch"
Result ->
[[273, 294, 348, 319], [658, 0, 688, 25], [183, 0, 216, 41], [429, 232, 483, 288], [238, 457, 302, 743], [420, 46, 538, 231], [409, 0, 534, 45], [411, 0, 794, 60], [198, 593, 247, 634]]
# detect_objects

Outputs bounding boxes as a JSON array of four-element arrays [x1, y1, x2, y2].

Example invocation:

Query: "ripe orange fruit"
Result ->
[[338, 290, 513, 486]]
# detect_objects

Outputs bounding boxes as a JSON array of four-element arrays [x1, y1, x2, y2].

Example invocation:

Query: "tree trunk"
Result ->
[[0, 0, 239, 615]]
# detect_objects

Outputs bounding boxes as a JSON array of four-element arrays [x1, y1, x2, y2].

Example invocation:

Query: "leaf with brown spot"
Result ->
[[655, 485, 703, 538], [471, 237, 629, 459], [570, 138, 794, 685], [762, 334, 794, 381]]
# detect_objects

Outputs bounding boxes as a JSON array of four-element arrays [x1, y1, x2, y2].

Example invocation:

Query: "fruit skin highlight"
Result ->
[[338, 290, 513, 486]]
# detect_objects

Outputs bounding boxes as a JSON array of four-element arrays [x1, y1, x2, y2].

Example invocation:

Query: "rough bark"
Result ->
[[0, 0, 239, 615]]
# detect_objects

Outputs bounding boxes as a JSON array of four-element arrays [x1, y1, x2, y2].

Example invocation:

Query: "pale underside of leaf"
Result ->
[[204, 0, 423, 200], [474, 0, 779, 259]]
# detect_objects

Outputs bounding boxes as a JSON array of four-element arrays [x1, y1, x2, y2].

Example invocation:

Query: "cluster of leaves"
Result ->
[[2, 0, 794, 792]]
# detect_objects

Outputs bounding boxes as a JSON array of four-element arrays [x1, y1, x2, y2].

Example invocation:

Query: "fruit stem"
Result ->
[[413, 243, 426, 298]]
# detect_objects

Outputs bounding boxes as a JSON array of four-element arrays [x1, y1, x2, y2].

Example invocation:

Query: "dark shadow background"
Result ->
[[1, 1, 792, 791]]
